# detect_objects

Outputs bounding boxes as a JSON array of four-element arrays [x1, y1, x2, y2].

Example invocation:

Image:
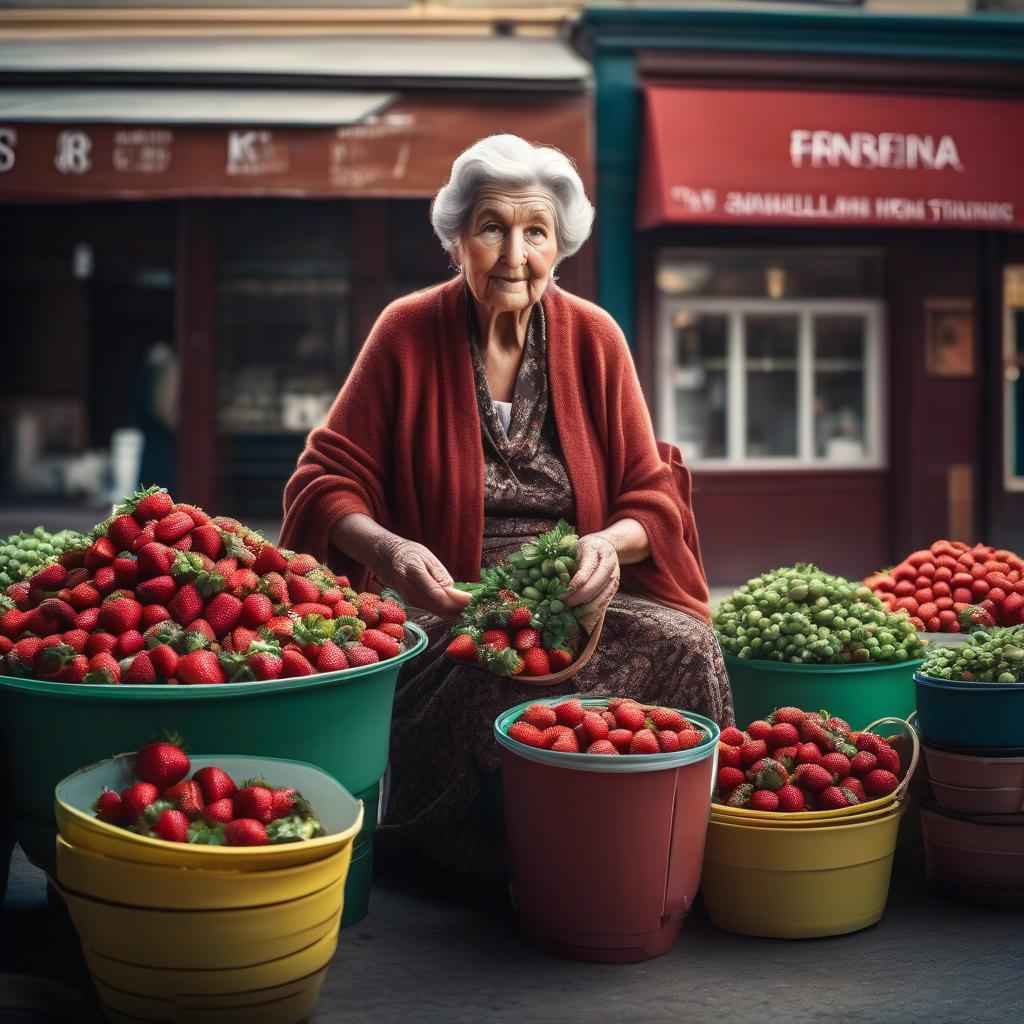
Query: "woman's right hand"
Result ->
[[371, 535, 471, 618]]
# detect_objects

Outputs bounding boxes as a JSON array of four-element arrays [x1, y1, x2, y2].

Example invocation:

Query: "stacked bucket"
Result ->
[[54, 754, 363, 1024], [701, 718, 919, 938], [915, 669, 1024, 907]]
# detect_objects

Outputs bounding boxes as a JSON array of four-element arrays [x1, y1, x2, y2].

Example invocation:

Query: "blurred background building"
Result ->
[[1, 0, 1023, 583]]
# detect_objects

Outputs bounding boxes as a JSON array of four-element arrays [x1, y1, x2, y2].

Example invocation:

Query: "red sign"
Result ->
[[639, 85, 1024, 229], [0, 95, 590, 200]]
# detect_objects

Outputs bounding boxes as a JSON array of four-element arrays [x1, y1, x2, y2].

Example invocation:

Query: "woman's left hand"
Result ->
[[565, 533, 620, 612]]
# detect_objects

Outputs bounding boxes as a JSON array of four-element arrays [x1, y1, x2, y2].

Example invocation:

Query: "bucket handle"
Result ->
[[862, 715, 920, 801]]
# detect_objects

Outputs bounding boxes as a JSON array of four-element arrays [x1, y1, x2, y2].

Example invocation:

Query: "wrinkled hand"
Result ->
[[372, 535, 471, 618], [565, 533, 620, 612]]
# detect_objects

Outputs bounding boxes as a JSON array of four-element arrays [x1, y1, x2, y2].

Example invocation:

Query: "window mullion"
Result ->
[[798, 310, 814, 463], [728, 311, 745, 464]]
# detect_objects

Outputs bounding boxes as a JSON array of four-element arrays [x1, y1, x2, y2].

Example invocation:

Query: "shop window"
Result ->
[[1005, 266, 1024, 491], [657, 252, 885, 469]]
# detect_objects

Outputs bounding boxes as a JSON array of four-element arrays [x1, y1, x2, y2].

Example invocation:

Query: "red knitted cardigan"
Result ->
[[279, 275, 711, 623]]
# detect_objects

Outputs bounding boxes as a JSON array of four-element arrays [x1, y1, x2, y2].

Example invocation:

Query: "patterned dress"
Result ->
[[377, 299, 734, 881]]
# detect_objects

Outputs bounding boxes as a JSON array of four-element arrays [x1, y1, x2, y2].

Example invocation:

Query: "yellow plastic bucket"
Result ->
[[84, 926, 338, 999], [56, 835, 353, 911], [710, 800, 899, 829], [55, 754, 363, 871], [701, 802, 907, 938], [61, 876, 344, 969], [93, 969, 326, 1023]]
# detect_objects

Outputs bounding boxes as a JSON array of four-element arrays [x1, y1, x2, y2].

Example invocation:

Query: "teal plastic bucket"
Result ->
[[724, 654, 922, 728], [340, 841, 373, 929], [495, 698, 720, 962], [914, 672, 1024, 751], [0, 624, 426, 881]]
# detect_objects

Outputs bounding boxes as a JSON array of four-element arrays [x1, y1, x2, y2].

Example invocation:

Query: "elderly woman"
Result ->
[[280, 135, 733, 880]]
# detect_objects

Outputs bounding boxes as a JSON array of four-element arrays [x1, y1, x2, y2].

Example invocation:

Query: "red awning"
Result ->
[[639, 84, 1024, 230]]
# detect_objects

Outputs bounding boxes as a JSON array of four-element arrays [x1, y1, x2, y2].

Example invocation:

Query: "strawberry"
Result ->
[[446, 635, 478, 663], [361, 629, 400, 659], [29, 563, 68, 591], [678, 729, 703, 750], [67, 582, 101, 611], [344, 645, 379, 668], [719, 726, 746, 747], [246, 650, 283, 681], [820, 752, 852, 781], [253, 544, 289, 575], [106, 514, 143, 551], [168, 583, 204, 626], [605, 728, 632, 753], [134, 490, 173, 521], [840, 776, 868, 803], [116, 630, 146, 658], [520, 648, 550, 676], [508, 721, 546, 748], [290, 602, 334, 620], [287, 553, 319, 576], [718, 766, 746, 790], [226, 569, 260, 599], [818, 786, 854, 810], [770, 705, 808, 727], [725, 784, 754, 808], [136, 575, 176, 606], [377, 600, 406, 625], [271, 788, 296, 819], [316, 640, 349, 673], [774, 745, 799, 770], [149, 644, 179, 680], [739, 738, 768, 767], [124, 651, 156, 684], [94, 789, 128, 824], [194, 766, 237, 804], [546, 647, 573, 671], [203, 798, 235, 824], [766, 722, 800, 751], [824, 716, 852, 739], [875, 745, 901, 775], [141, 605, 171, 629], [121, 781, 159, 819], [378, 622, 406, 642], [613, 702, 647, 731], [855, 732, 884, 755], [111, 553, 139, 587], [800, 713, 840, 753], [287, 575, 321, 606], [850, 751, 878, 777], [792, 763, 833, 795], [154, 511, 194, 544], [204, 592, 242, 637], [84, 651, 121, 684], [239, 593, 274, 628], [227, 626, 260, 653], [648, 707, 688, 731], [233, 786, 275, 824], [747, 757, 787, 790], [0, 608, 26, 639], [512, 628, 542, 652], [176, 649, 226, 684], [507, 606, 533, 630], [552, 698, 585, 728], [584, 739, 617, 755], [746, 720, 772, 741], [521, 704, 557, 729], [797, 742, 823, 764], [551, 732, 580, 753], [176, 503, 210, 527], [579, 711, 609, 744], [84, 536, 117, 569], [183, 619, 215, 648], [749, 789, 779, 812], [73, 607, 101, 632], [629, 729, 660, 755], [32, 598, 76, 631], [143, 620, 183, 650], [717, 743, 742, 769], [226, 819, 268, 846], [163, 780, 204, 818], [136, 542, 176, 580], [863, 769, 899, 797], [61, 629, 89, 654], [481, 628, 510, 650], [280, 648, 316, 677], [657, 730, 681, 753], [135, 737, 189, 788], [62, 655, 89, 683], [190, 525, 223, 560], [776, 784, 806, 812], [86, 632, 118, 656]]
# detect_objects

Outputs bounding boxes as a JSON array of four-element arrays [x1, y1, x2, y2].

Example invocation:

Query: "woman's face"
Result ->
[[456, 187, 559, 316]]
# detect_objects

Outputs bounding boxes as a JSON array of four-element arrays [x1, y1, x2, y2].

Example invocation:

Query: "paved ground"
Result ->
[[2, 842, 1022, 1024]]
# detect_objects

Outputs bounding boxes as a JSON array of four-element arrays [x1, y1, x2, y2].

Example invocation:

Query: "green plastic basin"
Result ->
[[0, 624, 426, 878], [724, 654, 922, 729]]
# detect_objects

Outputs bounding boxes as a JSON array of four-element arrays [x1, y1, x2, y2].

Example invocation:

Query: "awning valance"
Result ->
[[639, 84, 1024, 230]]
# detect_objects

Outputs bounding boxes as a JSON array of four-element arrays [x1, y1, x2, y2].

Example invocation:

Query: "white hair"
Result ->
[[430, 134, 594, 263]]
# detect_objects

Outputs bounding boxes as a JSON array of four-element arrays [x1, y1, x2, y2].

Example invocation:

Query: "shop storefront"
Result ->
[[0, 32, 593, 522], [577, 8, 1024, 582]]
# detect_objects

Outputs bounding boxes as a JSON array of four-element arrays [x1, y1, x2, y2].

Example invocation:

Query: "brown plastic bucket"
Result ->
[[494, 699, 720, 963]]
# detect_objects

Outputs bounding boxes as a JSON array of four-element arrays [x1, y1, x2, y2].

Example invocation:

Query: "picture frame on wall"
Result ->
[[925, 298, 975, 378]]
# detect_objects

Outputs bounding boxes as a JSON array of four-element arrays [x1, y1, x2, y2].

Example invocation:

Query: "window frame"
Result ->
[[1004, 265, 1024, 492], [656, 296, 887, 471]]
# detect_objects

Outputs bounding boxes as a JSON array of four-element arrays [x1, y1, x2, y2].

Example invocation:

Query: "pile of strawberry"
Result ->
[[93, 736, 322, 847], [864, 540, 1024, 633], [506, 697, 707, 755], [0, 487, 407, 684], [447, 613, 573, 679], [714, 708, 903, 812]]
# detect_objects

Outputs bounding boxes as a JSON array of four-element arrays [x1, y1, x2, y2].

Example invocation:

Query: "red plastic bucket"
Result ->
[[494, 698, 720, 963]]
